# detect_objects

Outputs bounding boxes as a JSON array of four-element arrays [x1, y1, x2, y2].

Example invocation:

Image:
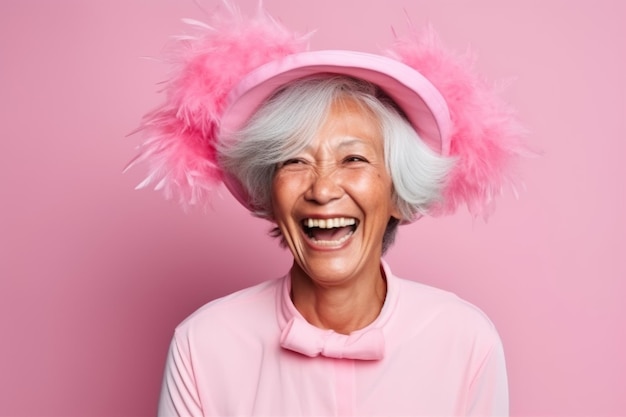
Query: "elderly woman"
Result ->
[[132, 6, 524, 417]]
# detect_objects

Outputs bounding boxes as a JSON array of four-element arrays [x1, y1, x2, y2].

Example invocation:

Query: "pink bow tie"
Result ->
[[280, 316, 385, 360]]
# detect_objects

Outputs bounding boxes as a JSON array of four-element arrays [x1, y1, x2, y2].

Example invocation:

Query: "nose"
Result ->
[[304, 166, 344, 205]]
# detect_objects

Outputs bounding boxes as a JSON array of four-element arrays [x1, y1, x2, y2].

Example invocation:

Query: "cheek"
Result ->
[[271, 174, 304, 212], [344, 169, 393, 197]]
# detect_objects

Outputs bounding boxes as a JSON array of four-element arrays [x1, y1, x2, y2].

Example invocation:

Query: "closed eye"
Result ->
[[343, 155, 369, 163], [278, 158, 307, 168]]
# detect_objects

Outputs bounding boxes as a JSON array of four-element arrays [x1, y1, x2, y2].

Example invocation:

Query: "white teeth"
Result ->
[[310, 231, 354, 246], [304, 217, 356, 229]]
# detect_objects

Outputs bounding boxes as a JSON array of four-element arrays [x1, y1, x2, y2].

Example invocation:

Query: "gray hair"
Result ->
[[218, 75, 454, 252]]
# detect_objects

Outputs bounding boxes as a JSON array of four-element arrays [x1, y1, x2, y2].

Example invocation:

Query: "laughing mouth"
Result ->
[[302, 217, 358, 246]]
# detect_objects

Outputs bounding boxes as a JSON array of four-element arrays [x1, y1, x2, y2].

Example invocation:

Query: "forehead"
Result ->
[[329, 96, 379, 121], [316, 97, 383, 145]]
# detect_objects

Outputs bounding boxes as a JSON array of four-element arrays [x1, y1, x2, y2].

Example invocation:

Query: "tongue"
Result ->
[[311, 226, 352, 241]]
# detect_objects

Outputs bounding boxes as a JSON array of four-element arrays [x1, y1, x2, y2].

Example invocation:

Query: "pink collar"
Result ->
[[276, 261, 399, 360]]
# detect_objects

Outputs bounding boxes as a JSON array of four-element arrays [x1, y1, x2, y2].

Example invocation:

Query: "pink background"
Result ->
[[1, 0, 624, 415]]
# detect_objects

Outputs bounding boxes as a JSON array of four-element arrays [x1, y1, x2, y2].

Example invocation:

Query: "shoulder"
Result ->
[[174, 277, 284, 341], [400, 277, 495, 324], [390, 274, 501, 347]]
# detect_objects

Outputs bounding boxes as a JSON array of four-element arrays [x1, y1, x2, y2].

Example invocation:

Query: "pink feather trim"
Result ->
[[127, 5, 309, 207], [388, 26, 528, 219], [129, 6, 528, 219]]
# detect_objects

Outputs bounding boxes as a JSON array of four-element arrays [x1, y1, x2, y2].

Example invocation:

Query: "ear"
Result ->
[[389, 191, 404, 221], [390, 204, 403, 222]]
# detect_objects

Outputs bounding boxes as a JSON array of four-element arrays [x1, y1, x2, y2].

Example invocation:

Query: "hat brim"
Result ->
[[219, 50, 452, 210]]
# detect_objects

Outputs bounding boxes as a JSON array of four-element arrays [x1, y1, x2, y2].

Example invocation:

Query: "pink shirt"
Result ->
[[158, 262, 508, 416]]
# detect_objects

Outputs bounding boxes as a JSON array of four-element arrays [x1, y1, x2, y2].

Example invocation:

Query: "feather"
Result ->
[[388, 25, 530, 219], [131, 3, 309, 208]]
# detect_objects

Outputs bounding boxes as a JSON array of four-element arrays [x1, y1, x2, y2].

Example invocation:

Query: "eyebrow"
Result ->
[[336, 138, 370, 148], [301, 136, 377, 153]]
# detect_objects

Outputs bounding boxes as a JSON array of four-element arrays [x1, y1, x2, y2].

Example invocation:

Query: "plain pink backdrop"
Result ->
[[1, 0, 624, 416]]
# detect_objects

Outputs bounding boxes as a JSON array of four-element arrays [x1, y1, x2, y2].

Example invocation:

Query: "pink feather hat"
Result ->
[[128, 4, 527, 220]]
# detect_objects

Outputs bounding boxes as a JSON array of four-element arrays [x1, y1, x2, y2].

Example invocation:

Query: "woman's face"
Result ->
[[271, 99, 401, 287]]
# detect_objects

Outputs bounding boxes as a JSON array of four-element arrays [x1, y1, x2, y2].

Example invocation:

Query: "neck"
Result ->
[[289, 262, 387, 335]]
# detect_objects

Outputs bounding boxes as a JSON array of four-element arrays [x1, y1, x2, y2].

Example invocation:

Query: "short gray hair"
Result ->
[[218, 75, 454, 252]]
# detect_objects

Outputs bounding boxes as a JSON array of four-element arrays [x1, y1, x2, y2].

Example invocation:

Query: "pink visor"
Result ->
[[218, 50, 452, 209]]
